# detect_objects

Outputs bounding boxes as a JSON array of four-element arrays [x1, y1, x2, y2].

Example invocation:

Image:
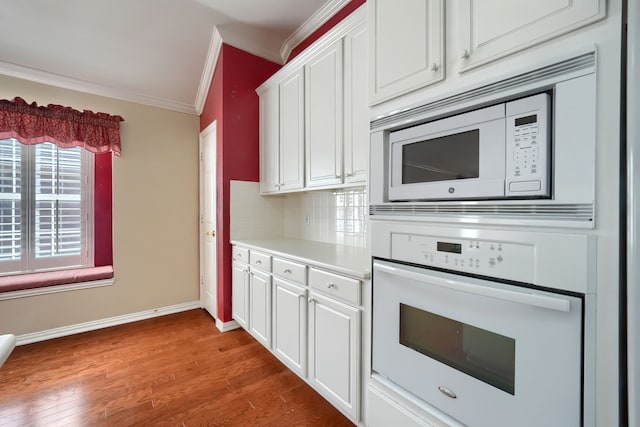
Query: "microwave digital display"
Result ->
[[401, 129, 480, 184]]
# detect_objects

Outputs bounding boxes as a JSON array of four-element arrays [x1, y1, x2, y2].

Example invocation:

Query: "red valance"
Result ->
[[0, 97, 124, 155]]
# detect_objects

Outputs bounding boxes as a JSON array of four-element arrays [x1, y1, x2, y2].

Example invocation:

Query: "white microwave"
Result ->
[[388, 93, 550, 201]]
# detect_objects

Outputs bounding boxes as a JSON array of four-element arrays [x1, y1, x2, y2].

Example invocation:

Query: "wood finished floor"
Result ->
[[0, 309, 354, 426]]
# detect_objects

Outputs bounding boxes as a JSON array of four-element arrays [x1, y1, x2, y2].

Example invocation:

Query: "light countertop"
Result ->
[[230, 239, 371, 280]]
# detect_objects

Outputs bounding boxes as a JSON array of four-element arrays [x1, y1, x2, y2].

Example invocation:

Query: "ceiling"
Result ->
[[0, 0, 348, 115]]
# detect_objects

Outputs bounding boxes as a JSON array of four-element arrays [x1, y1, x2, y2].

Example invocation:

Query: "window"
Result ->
[[0, 138, 93, 275]]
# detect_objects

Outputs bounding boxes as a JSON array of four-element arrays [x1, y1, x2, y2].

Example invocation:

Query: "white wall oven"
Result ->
[[370, 221, 595, 427]]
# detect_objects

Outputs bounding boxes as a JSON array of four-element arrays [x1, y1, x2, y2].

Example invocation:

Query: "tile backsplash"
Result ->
[[229, 181, 285, 240], [229, 180, 367, 248], [284, 188, 368, 248]]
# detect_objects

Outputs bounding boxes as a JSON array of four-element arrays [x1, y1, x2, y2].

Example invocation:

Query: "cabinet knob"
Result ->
[[430, 63, 439, 71], [256, 260, 262, 265], [284, 269, 292, 274], [346, 172, 355, 177], [326, 283, 337, 289], [308, 298, 316, 304], [335, 173, 342, 179], [459, 49, 470, 60]]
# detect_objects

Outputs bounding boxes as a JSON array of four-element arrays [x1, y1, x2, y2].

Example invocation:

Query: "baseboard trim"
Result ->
[[16, 301, 201, 346], [216, 318, 240, 332]]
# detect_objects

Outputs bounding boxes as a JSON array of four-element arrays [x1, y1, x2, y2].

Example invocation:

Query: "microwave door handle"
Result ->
[[374, 262, 571, 313]]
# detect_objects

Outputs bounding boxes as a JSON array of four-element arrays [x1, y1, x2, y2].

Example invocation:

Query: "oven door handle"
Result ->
[[374, 262, 571, 313]]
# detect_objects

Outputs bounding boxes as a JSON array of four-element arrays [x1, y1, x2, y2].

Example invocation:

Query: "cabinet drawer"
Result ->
[[250, 251, 272, 272], [233, 246, 249, 263], [273, 257, 307, 284], [309, 268, 360, 305]]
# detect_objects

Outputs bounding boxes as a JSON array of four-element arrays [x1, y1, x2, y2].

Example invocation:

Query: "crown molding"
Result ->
[[0, 0, 357, 116], [194, 26, 224, 115], [259, 5, 366, 92], [0, 60, 199, 115], [280, 0, 351, 62]]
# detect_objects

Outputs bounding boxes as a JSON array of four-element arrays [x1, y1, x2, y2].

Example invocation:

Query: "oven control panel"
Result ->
[[390, 233, 535, 283]]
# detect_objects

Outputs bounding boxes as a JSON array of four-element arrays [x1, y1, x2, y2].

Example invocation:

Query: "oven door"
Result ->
[[372, 259, 583, 427], [388, 103, 507, 201]]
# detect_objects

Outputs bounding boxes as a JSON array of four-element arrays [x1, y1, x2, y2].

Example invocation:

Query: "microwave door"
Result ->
[[389, 111, 506, 201]]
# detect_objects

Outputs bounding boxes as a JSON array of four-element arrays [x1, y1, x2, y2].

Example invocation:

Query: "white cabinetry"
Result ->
[[369, 0, 444, 105], [231, 260, 250, 330], [308, 290, 360, 421], [248, 252, 272, 347], [257, 68, 305, 194], [272, 256, 308, 377], [231, 247, 250, 330], [305, 39, 344, 188], [259, 84, 279, 194], [369, 0, 605, 106], [279, 68, 305, 191], [455, 0, 606, 73], [230, 243, 365, 423], [273, 277, 307, 377], [343, 21, 369, 184], [257, 6, 367, 194]]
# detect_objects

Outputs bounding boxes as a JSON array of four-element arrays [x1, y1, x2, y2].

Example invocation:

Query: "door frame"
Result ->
[[199, 120, 217, 319]]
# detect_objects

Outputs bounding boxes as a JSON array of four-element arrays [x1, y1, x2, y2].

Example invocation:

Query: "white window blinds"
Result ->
[[0, 138, 93, 275]]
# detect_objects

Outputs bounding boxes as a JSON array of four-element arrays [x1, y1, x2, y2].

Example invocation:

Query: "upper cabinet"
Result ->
[[343, 22, 369, 184], [257, 6, 368, 195], [258, 67, 305, 194], [279, 68, 306, 192], [369, 0, 605, 107], [454, 0, 606, 73], [368, 0, 444, 105], [305, 40, 344, 188]]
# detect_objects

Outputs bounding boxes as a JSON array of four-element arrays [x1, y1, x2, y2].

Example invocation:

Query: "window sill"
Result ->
[[0, 266, 114, 301]]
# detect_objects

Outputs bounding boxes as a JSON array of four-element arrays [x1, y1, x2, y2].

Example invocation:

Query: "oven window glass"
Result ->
[[399, 303, 515, 394], [402, 129, 480, 184]]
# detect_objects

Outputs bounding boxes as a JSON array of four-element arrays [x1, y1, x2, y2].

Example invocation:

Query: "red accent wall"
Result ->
[[199, 1, 366, 323], [94, 153, 113, 267], [200, 44, 280, 322], [287, 0, 367, 62]]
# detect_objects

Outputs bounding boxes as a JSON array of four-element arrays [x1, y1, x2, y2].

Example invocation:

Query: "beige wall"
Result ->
[[0, 75, 200, 336]]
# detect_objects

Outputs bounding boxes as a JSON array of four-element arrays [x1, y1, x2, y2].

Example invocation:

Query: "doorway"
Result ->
[[200, 121, 217, 318]]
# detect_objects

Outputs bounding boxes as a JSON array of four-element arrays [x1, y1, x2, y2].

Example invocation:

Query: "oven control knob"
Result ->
[[448, 187, 455, 194]]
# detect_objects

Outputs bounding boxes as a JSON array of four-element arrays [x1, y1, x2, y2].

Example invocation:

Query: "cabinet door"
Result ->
[[305, 39, 344, 188], [454, 0, 605, 72], [344, 22, 369, 185], [280, 68, 305, 191], [369, 0, 444, 105], [259, 85, 280, 194], [272, 278, 307, 377], [249, 269, 272, 347], [308, 291, 360, 420], [231, 261, 250, 330]]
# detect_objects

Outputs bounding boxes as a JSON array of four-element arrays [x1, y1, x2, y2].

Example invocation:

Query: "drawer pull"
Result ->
[[255, 260, 262, 265], [284, 269, 292, 274], [326, 283, 337, 289]]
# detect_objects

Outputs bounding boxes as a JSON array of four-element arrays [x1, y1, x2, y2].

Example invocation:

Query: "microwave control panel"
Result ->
[[505, 93, 550, 197], [390, 232, 534, 283]]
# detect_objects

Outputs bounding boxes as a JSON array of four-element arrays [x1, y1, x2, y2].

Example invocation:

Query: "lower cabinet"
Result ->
[[272, 277, 307, 377], [308, 290, 361, 421], [231, 260, 250, 330], [249, 269, 272, 347], [231, 244, 363, 423]]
